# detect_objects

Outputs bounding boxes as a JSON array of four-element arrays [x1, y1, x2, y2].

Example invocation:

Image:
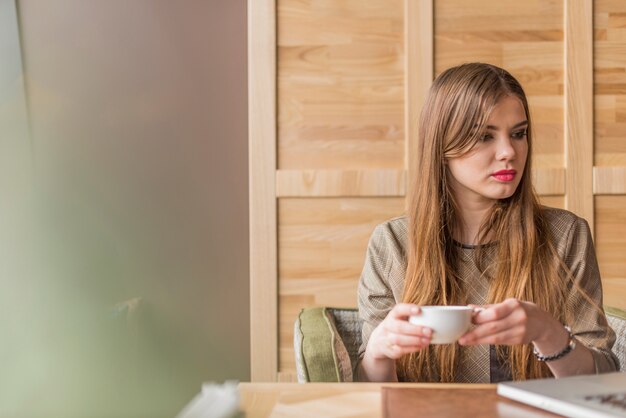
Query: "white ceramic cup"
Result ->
[[408, 306, 473, 344]]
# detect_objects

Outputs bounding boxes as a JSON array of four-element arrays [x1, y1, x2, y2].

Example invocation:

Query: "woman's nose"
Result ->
[[495, 136, 516, 160]]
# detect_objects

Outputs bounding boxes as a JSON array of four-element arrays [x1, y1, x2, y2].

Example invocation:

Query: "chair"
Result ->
[[294, 306, 626, 382]]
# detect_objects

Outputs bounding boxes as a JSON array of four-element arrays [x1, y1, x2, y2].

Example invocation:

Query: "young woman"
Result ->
[[355, 63, 619, 383]]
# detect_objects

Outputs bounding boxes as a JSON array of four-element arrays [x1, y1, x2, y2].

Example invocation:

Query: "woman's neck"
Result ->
[[454, 201, 495, 245]]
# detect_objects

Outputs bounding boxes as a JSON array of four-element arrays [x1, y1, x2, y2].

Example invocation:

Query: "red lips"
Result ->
[[492, 169, 516, 182], [492, 169, 516, 176]]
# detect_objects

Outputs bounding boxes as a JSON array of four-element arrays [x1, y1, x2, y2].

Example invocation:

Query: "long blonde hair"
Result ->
[[399, 63, 572, 382]]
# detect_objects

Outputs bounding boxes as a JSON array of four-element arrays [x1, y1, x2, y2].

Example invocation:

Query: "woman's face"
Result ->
[[446, 95, 529, 208]]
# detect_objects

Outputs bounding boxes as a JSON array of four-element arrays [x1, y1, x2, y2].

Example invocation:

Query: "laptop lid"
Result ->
[[497, 372, 626, 418]]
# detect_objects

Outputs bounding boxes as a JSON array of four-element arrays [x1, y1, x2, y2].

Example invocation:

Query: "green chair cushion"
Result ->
[[296, 307, 340, 382], [294, 307, 355, 382]]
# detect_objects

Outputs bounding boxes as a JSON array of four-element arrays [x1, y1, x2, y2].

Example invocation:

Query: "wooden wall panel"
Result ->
[[594, 0, 626, 312], [595, 196, 626, 310], [594, 166, 626, 194], [595, 0, 626, 167], [276, 169, 406, 197], [276, 0, 407, 378], [277, 0, 405, 170], [278, 197, 405, 372], [539, 196, 565, 209]]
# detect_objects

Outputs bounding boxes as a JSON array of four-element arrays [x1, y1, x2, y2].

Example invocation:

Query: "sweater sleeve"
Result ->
[[354, 222, 400, 380], [561, 216, 620, 373]]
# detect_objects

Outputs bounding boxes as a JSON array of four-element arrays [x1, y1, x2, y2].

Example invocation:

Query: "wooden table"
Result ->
[[239, 382, 562, 418]]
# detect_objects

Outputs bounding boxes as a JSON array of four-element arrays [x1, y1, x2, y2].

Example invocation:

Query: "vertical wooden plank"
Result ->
[[405, 0, 433, 199], [248, 0, 278, 382], [565, 0, 594, 233]]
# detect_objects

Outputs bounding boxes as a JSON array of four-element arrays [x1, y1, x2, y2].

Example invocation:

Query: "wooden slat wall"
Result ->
[[276, 0, 405, 378], [278, 197, 405, 372], [276, 169, 406, 197], [594, 0, 626, 312], [250, 0, 626, 381], [277, 0, 405, 170]]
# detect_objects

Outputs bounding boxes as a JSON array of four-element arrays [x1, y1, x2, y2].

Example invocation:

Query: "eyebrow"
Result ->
[[485, 120, 529, 130]]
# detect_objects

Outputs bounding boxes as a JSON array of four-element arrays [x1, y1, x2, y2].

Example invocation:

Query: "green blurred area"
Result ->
[[0, 1, 249, 417]]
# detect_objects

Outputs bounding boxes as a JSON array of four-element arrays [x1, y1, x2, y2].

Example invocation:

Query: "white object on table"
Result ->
[[176, 381, 240, 418]]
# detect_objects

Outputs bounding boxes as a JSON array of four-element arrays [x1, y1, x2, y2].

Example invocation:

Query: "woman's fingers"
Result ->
[[460, 299, 533, 345], [459, 326, 524, 345], [369, 304, 439, 359], [389, 303, 421, 320], [472, 298, 520, 324], [385, 319, 432, 337], [378, 305, 433, 357], [386, 303, 432, 338], [368, 304, 434, 360], [459, 319, 511, 344], [385, 340, 430, 358]]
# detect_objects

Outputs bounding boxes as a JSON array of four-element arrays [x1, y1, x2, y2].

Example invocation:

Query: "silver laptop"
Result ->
[[497, 372, 626, 418]]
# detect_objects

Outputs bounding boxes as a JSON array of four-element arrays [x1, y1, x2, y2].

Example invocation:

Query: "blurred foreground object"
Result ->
[[176, 381, 241, 418]]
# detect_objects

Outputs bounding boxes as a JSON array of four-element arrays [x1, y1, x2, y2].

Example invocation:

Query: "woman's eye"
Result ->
[[511, 130, 527, 139], [480, 133, 493, 141]]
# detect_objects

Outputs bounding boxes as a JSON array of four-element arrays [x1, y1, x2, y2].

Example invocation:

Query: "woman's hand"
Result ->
[[458, 298, 564, 346], [367, 303, 432, 360]]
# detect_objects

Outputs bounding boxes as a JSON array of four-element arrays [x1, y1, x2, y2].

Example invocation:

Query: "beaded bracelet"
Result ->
[[532, 325, 577, 362]]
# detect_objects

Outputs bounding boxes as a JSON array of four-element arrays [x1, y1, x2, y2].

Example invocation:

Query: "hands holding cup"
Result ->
[[367, 303, 479, 360], [368, 299, 558, 361], [368, 304, 480, 361]]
